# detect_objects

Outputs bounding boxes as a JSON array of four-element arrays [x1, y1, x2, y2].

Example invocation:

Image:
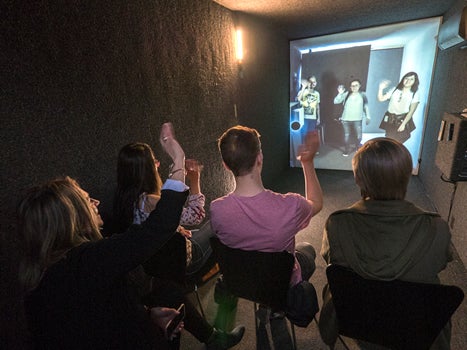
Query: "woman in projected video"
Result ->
[[334, 79, 371, 157], [377, 72, 420, 144]]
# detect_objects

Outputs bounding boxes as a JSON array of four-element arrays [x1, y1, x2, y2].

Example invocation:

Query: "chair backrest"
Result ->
[[326, 264, 464, 350], [210, 236, 294, 310]]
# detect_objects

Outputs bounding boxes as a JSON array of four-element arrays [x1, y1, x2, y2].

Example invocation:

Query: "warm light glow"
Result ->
[[236, 29, 243, 62]]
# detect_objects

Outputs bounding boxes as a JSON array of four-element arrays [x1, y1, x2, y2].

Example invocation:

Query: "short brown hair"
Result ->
[[218, 125, 261, 177], [352, 138, 412, 200]]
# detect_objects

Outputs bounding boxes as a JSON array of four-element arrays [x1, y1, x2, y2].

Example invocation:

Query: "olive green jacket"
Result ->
[[319, 199, 452, 348]]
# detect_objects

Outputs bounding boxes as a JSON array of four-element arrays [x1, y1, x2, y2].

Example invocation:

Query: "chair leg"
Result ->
[[254, 302, 259, 330], [337, 335, 350, 350], [289, 321, 297, 350], [193, 284, 206, 320]]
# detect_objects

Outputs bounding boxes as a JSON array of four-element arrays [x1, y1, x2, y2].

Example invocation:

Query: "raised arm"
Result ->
[[334, 85, 346, 104], [398, 101, 419, 132], [377, 80, 392, 102], [161, 122, 185, 183], [297, 131, 323, 215], [181, 159, 206, 226], [79, 123, 188, 286]]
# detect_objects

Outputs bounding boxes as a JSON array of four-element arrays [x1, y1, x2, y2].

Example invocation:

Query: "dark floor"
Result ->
[[181, 168, 467, 350]]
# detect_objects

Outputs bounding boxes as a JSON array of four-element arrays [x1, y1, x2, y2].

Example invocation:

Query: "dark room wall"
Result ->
[[0, 1, 291, 345], [1, 0, 239, 226], [1, 0, 465, 345], [418, 0, 467, 265]]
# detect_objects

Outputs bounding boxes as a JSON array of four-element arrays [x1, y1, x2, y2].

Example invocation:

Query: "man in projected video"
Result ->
[[298, 76, 320, 134], [333, 79, 370, 156]]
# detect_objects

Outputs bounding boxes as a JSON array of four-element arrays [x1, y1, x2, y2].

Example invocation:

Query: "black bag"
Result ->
[[286, 280, 319, 327], [394, 117, 416, 143], [379, 113, 416, 136]]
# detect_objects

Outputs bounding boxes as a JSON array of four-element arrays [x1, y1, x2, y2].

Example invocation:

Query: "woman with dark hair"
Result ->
[[378, 71, 420, 143], [17, 123, 188, 349], [112, 141, 244, 349], [113, 142, 213, 277], [318, 137, 453, 349]]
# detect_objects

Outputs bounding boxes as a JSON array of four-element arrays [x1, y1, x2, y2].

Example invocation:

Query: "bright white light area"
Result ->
[[236, 29, 243, 62], [300, 41, 374, 54]]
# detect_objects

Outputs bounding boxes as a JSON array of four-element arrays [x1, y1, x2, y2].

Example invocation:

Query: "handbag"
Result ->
[[379, 113, 416, 134], [379, 112, 398, 131], [285, 280, 319, 327], [395, 117, 416, 143]]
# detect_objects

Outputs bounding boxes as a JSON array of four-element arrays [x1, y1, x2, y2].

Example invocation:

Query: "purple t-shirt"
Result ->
[[210, 189, 314, 285]]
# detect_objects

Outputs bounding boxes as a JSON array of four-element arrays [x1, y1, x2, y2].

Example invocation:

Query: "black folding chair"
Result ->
[[210, 236, 298, 349], [326, 264, 464, 350]]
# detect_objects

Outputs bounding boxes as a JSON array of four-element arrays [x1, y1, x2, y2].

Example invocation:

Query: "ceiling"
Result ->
[[213, 0, 457, 39]]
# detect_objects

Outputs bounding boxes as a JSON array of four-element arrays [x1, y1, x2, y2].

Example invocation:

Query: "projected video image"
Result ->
[[289, 17, 441, 173]]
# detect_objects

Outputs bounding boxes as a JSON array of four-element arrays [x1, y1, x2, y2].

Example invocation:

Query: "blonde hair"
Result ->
[[352, 138, 412, 200], [17, 177, 102, 292]]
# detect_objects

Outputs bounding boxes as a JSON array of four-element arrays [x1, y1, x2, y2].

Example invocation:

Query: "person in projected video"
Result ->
[[378, 72, 420, 144], [296, 77, 310, 102], [298, 75, 320, 133], [334, 79, 370, 157]]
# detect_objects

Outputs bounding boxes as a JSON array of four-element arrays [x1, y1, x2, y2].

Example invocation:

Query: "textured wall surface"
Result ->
[[1, 0, 240, 345], [418, 0, 467, 265], [0, 0, 289, 345], [2, 0, 239, 225]]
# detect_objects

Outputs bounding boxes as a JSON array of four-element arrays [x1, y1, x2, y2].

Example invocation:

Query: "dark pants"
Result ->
[[186, 220, 214, 276], [295, 242, 317, 281], [143, 278, 213, 344]]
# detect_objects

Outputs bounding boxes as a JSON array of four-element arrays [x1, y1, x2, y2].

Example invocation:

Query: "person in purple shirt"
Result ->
[[211, 125, 323, 292]]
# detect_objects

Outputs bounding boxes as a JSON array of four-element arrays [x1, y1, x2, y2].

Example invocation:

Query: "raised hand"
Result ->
[[185, 159, 203, 182], [297, 131, 320, 163], [160, 123, 185, 162], [149, 306, 184, 340], [379, 80, 390, 90], [160, 122, 185, 182]]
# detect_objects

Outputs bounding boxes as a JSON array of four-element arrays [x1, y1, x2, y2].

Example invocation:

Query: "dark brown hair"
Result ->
[[352, 138, 412, 200], [218, 125, 261, 177], [113, 142, 162, 232]]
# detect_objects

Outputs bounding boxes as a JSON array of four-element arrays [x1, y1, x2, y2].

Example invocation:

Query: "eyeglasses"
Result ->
[[350, 84, 360, 87]]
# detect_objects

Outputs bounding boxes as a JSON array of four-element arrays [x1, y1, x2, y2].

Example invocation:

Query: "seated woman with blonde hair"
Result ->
[[17, 123, 188, 349]]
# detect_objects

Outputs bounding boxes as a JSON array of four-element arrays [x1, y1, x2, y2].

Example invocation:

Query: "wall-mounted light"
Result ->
[[235, 29, 243, 63], [235, 28, 244, 78]]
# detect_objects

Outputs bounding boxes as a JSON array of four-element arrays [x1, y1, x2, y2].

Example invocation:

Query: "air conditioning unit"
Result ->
[[438, 6, 467, 50]]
